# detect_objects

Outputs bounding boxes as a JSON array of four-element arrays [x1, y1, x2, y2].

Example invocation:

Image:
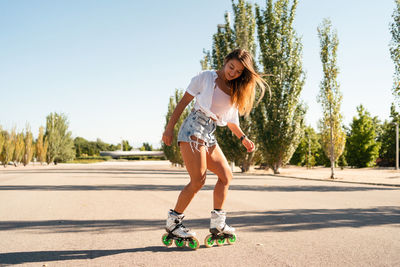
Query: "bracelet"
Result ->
[[240, 135, 246, 142]]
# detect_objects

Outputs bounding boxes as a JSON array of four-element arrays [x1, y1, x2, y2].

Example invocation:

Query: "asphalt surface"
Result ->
[[0, 161, 399, 266]]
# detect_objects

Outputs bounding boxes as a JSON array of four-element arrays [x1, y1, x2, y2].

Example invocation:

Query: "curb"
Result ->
[[235, 172, 400, 188], [274, 174, 400, 188]]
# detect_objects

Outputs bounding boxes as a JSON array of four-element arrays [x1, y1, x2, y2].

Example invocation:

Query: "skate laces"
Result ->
[[177, 222, 190, 232], [171, 215, 191, 233]]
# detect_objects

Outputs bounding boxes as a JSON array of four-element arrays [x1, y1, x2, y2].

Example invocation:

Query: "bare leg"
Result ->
[[173, 141, 208, 213], [206, 144, 233, 210]]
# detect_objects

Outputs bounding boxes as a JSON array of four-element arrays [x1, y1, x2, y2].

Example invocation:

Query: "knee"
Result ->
[[189, 177, 206, 193], [218, 169, 233, 186]]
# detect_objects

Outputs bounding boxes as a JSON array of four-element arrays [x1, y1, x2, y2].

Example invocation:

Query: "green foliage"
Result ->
[[346, 105, 381, 167], [75, 137, 92, 157], [45, 112, 75, 164], [254, 0, 306, 174], [67, 155, 112, 163], [317, 18, 345, 177], [315, 132, 331, 166], [140, 142, 153, 151], [232, 0, 256, 55], [0, 129, 16, 167], [36, 126, 48, 164], [96, 138, 111, 152], [377, 103, 399, 166], [390, 0, 400, 102], [200, 49, 212, 70], [13, 132, 25, 166], [162, 89, 192, 166], [122, 140, 132, 151], [0, 126, 4, 157], [74, 137, 116, 157], [206, 0, 256, 68], [107, 144, 120, 151], [22, 125, 34, 166], [290, 126, 320, 167]]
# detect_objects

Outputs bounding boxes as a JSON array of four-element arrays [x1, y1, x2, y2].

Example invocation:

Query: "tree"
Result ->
[[0, 129, 16, 167], [107, 143, 120, 151], [74, 137, 112, 157], [390, 0, 400, 103], [74, 137, 87, 157], [22, 125, 34, 166], [377, 103, 399, 166], [162, 89, 192, 166], [317, 18, 346, 178], [0, 126, 5, 161], [200, 49, 212, 71], [121, 140, 132, 151], [13, 131, 25, 166], [254, 0, 306, 174], [45, 112, 75, 164], [140, 142, 153, 151], [36, 126, 48, 164], [290, 126, 320, 168], [313, 132, 330, 167], [95, 138, 110, 153], [202, 0, 259, 172], [346, 105, 381, 167]]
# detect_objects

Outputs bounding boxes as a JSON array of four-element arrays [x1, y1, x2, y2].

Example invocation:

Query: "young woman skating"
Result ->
[[162, 48, 266, 248]]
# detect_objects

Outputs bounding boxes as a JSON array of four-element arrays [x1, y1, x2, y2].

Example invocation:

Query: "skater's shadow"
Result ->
[[0, 246, 193, 265]]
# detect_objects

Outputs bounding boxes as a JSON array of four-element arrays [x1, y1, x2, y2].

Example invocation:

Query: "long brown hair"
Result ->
[[224, 49, 267, 117]]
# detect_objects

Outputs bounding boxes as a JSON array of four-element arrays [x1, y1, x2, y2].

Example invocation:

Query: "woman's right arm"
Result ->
[[162, 92, 194, 146]]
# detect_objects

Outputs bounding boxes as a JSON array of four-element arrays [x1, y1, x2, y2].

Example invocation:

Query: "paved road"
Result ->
[[0, 162, 399, 266]]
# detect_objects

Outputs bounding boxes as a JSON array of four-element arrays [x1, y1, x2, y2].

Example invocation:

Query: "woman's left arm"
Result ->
[[227, 122, 255, 153]]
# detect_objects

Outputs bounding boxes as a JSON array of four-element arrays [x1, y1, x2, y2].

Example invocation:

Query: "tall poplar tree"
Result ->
[[201, 0, 259, 172], [390, 0, 400, 102], [0, 129, 15, 167], [254, 0, 306, 174], [0, 126, 4, 158], [36, 126, 47, 164], [22, 125, 34, 166], [13, 132, 25, 166], [317, 18, 346, 178]]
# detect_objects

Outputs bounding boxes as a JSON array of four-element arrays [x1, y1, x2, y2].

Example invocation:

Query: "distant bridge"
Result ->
[[100, 150, 164, 159]]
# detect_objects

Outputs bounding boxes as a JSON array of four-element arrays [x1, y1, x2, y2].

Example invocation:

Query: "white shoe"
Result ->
[[166, 209, 196, 238], [210, 210, 235, 235]]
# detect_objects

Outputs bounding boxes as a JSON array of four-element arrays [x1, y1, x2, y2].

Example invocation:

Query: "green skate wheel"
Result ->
[[204, 234, 215, 248], [227, 234, 237, 245], [187, 237, 200, 250], [162, 233, 173, 247], [216, 235, 225, 246], [175, 239, 186, 248]]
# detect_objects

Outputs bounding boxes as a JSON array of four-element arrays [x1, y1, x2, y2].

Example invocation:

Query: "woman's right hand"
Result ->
[[162, 128, 174, 146]]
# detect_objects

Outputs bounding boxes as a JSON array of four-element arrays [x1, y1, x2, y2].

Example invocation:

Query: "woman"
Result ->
[[162, 49, 266, 247]]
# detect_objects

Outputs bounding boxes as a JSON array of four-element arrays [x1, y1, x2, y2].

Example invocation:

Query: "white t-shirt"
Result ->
[[186, 70, 240, 126]]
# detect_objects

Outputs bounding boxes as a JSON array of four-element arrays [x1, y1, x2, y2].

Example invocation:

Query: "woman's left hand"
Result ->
[[242, 137, 255, 153]]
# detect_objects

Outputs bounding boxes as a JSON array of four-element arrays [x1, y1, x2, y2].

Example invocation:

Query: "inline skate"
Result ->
[[161, 209, 200, 250], [204, 210, 237, 248]]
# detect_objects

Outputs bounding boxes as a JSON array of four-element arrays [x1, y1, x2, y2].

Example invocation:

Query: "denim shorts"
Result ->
[[177, 109, 217, 152]]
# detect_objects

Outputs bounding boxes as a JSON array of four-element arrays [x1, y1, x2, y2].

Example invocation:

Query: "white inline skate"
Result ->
[[204, 210, 237, 248], [161, 209, 200, 250]]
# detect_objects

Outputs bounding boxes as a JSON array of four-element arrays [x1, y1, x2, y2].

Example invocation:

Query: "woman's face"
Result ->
[[223, 58, 245, 81]]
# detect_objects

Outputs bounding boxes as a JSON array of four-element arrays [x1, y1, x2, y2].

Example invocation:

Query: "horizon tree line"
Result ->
[[0, 112, 156, 167]]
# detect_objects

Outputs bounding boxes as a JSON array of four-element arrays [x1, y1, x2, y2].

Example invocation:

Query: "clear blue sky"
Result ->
[[0, 0, 395, 148]]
